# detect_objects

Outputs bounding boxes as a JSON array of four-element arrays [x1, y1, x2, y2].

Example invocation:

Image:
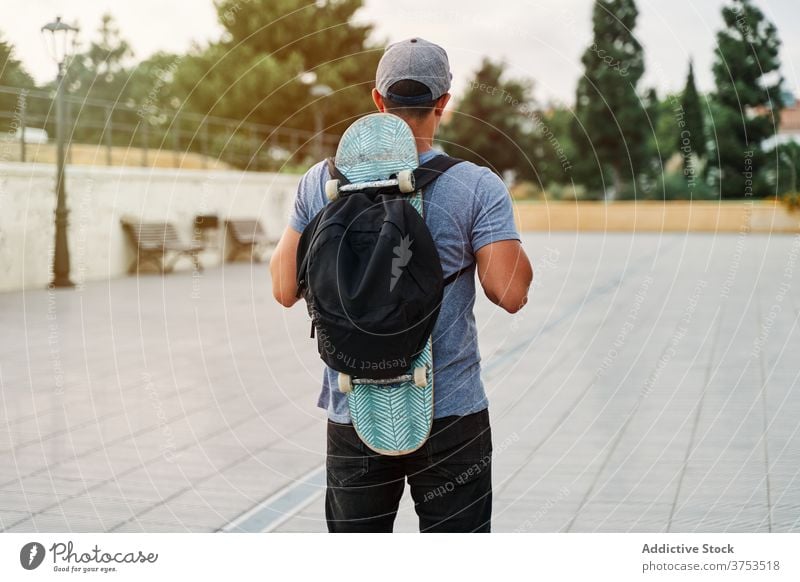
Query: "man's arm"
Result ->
[[475, 240, 532, 314], [269, 226, 302, 308]]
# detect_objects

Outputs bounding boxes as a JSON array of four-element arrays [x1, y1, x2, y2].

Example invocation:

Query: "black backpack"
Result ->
[[296, 155, 467, 379]]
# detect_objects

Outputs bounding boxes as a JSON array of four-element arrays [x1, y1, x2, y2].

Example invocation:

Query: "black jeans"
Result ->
[[325, 409, 492, 532]]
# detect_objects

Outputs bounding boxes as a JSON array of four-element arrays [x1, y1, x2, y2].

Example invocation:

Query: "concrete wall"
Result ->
[[0, 162, 300, 292], [2, 161, 799, 293], [515, 200, 800, 233]]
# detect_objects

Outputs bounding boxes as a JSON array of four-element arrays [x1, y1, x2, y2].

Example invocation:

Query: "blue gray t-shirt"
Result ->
[[288, 149, 521, 423]]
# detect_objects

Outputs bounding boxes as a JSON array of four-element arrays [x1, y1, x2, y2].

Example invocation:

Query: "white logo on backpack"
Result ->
[[390, 235, 413, 291]]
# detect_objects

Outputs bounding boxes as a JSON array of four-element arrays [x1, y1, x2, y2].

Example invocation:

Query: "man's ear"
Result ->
[[434, 93, 451, 118], [372, 89, 386, 112]]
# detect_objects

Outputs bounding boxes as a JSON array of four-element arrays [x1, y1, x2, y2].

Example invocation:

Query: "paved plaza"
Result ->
[[1, 232, 799, 533]]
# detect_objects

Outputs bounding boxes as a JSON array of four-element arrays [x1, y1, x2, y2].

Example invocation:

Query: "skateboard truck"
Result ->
[[325, 169, 415, 201], [338, 365, 428, 393]]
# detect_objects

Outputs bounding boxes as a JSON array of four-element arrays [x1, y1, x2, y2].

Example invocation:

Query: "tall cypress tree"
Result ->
[[573, 0, 648, 200], [709, 0, 783, 198], [678, 61, 706, 181]]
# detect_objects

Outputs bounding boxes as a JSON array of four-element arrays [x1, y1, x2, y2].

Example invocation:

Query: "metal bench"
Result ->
[[225, 219, 275, 262], [120, 218, 204, 274]]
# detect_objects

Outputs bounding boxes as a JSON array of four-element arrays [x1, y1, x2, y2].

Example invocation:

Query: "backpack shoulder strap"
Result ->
[[413, 155, 464, 191], [419, 155, 471, 287], [443, 263, 474, 287], [326, 157, 349, 184]]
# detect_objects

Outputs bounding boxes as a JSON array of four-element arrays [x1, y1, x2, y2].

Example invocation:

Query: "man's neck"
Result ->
[[409, 124, 435, 154], [415, 138, 433, 154]]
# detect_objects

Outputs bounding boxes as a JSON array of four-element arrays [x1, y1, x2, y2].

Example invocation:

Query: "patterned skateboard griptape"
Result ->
[[334, 113, 434, 456]]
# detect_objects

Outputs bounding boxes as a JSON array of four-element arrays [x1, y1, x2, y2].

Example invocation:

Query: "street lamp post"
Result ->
[[300, 72, 333, 161], [310, 84, 333, 160], [41, 17, 79, 288]]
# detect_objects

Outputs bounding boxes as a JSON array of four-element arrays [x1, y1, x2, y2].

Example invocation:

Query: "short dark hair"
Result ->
[[383, 79, 440, 119]]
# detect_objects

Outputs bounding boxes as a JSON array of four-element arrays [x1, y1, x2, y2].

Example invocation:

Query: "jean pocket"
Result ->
[[327, 457, 368, 487], [327, 421, 369, 486], [428, 413, 492, 483]]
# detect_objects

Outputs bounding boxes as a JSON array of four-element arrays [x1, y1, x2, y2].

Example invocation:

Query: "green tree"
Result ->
[[84, 14, 133, 80], [679, 61, 706, 163], [573, 0, 648, 199], [641, 87, 664, 165], [0, 34, 34, 88], [0, 33, 35, 119], [765, 140, 800, 195], [525, 105, 579, 188], [128, 52, 184, 115], [64, 14, 134, 102], [648, 92, 680, 165], [47, 14, 139, 148], [176, 0, 381, 138], [673, 62, 707, 193], [709, 0, 783, 198], [439, 59, 537, 178]]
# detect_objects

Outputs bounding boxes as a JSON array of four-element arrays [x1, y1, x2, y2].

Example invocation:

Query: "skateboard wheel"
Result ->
[[413, 366, 427, 388], [325, 179, 340, 201], [397, 170, 415, 193], [338, 373, 353, 393]]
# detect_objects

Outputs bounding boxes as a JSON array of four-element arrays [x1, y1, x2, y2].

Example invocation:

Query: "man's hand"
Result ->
[[269, 226, 302, 307], [475, 240, 533, 314]]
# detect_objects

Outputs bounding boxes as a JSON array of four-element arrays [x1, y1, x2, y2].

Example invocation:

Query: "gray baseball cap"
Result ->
[[376, 38, 452, 105]]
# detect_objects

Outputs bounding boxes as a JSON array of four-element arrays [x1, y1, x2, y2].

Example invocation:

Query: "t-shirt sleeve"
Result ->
[[471, 168, 521, 252], [288, 163, 324, 233]]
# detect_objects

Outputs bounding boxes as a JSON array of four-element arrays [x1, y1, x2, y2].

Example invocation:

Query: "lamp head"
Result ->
[[41, 16, 79, 65]]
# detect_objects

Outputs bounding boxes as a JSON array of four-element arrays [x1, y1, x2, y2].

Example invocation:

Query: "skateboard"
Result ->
[[325, 113, 433, 456]]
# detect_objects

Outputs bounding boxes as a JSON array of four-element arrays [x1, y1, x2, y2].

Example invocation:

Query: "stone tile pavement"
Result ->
[[1, 232, 798, 532]]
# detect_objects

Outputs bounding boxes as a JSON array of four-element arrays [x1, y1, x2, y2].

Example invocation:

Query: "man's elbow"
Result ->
[[496, 290, 529, 314], [273, 290, 299, 308], [269, 257, 299, 307], [492, 270, 533, 314], [271, 276, 300, 308], [483, 284, 528, 314]]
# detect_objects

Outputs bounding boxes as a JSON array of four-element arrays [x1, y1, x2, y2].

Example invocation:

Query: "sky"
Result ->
[[6, 0, 800, 105]]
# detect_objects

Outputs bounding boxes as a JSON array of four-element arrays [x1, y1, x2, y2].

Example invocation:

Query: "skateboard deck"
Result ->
[[332, 113, 434, 456]]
